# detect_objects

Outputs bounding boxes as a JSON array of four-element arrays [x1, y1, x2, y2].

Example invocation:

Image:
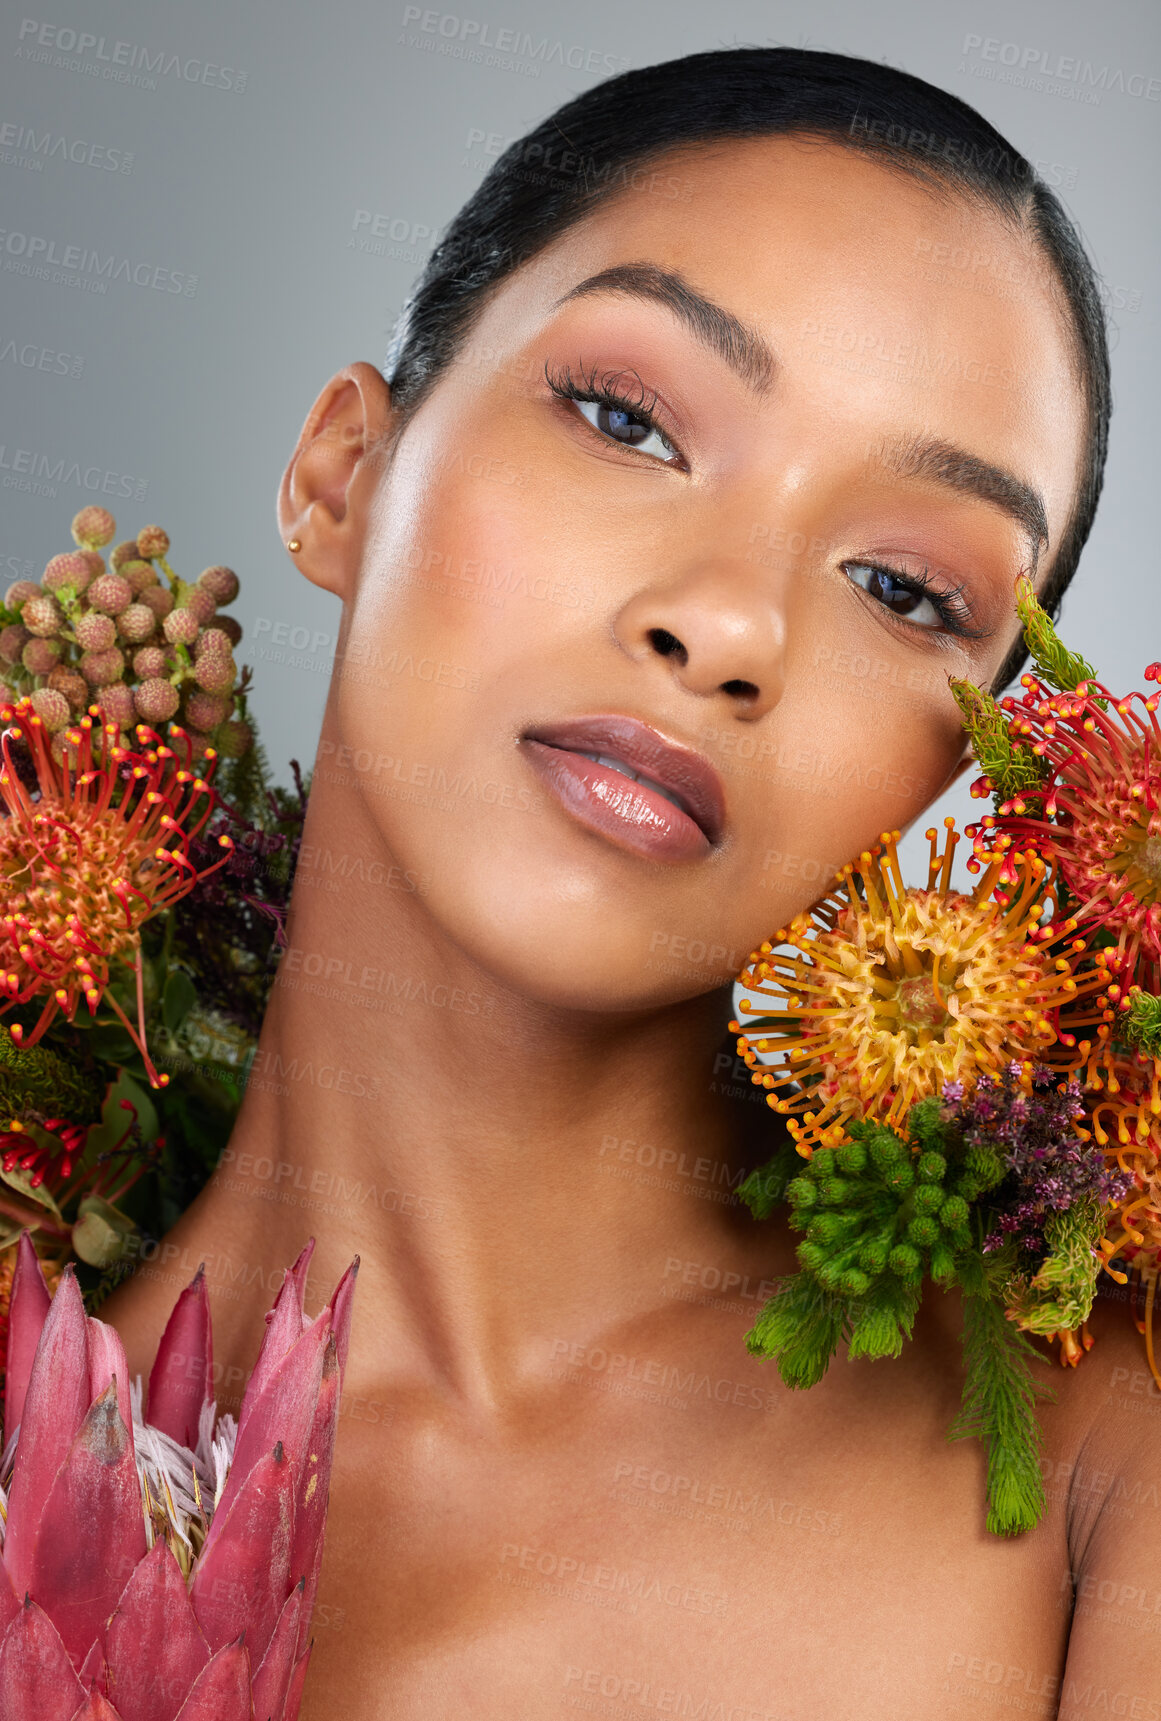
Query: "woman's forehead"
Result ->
[[450, 137, 1085, 548]]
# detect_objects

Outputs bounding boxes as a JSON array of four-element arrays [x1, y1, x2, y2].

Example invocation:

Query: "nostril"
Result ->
[[648, 627, 688, 665], [722, 678, 759, 698]]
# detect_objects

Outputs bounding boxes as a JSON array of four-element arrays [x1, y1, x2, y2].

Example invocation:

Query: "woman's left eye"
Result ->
[[573, 397, 678, 463], [844, 562, 945, 630]]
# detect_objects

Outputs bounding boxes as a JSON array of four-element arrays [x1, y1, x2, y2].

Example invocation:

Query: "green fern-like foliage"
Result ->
[[1123, 991, 1161, 1059], [1014, 576, 1098, 693], [741, 1102, 1060, 1536], [1002, 1199, 1103, 1337], [950, 679, 1048, 810], [0, 1026, 106, 1124], [948, 1277, 1055, 1536], [738, 1140, 802, 1220], [744, 1272, 850, 1388]]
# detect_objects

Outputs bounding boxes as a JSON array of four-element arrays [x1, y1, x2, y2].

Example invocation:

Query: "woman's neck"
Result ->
[[185, 775, 778, 1410]]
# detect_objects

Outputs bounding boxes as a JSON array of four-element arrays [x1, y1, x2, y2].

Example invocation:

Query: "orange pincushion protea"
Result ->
[[730, 823, 1107, 1155], [0, 697, 233, 1084]]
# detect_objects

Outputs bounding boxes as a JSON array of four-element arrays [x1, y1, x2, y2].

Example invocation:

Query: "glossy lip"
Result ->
[[518, 713, 727, 863]]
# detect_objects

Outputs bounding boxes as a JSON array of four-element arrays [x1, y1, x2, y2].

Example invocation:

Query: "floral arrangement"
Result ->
[[0, 508, 307, 1347], [0, 1231, 357, 1718], [730, 577, 1161, 1534]]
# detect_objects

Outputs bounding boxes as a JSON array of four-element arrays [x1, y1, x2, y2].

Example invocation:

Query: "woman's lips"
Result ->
[[518, 715, 726, 864]]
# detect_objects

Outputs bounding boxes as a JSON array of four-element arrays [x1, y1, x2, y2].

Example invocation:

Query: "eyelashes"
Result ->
[[842, 560, 989, 641], [543, 360, 680, 463], [542, 358, 990, 645]]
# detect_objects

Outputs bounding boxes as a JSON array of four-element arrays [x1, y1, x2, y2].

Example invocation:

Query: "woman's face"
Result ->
[[307, 136, 1086, 1011]]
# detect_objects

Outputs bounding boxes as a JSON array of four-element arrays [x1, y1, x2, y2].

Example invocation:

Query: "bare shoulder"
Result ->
[[1042, 1285, 1161, 1561]]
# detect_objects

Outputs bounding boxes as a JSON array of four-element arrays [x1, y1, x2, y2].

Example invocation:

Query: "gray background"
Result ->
[[1, 0, 1158, 886]]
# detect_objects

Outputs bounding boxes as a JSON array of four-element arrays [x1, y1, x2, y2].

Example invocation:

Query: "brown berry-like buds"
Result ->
[[135, 525, 170, 559], [79, 646, 126, 686], [134, 678, 180, 723], [29, 686, 71, 731], [71, 506, 117, 549], [193, 652, 236, 695], [86, 573, 133, 616], [163, 607, 200, 646], [184, 690, 230, 731], [121, 559, 159, 595], [116, 603, 157, 644], [139, 586, 175, 621], [132, 645, 170, 679], [75, 611, 117, 652], [197, 565, 240, 605], [21, 594, 64, 638], [109, 539, 141, 570], [22, 638, 62, 676], [47, 666, 89, 712], [0, 625, 30, 665], [43, 552, 94, 594], [96, 682, 137, 727]]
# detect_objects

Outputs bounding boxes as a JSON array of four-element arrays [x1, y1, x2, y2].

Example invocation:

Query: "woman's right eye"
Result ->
[[571, 397, 679, 464]]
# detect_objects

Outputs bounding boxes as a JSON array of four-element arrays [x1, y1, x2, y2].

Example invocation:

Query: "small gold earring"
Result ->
[[287, 538, 302, 553]]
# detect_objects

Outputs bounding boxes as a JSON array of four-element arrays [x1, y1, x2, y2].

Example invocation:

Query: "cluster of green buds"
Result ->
[[0, 506, 250, 758]]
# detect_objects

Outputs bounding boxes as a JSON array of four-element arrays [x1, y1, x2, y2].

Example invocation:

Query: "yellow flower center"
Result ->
[[1108, 814, 1161, 907]]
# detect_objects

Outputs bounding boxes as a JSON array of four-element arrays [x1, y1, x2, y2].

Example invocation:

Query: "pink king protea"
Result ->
[[0, 1231, 357, 1720]]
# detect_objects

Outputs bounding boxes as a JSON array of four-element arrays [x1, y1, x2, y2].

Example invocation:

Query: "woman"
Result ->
[[106, 47, 1156, 1719]]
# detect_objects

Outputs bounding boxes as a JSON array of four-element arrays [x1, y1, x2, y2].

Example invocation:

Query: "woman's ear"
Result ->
[[277, 362, 395, 600]]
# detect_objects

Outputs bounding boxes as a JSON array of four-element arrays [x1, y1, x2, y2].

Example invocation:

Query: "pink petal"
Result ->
[[171, 1639, 252, 1721], [4, 1267, 92, 1593], [103, 1541, 210, 1721], [292, 1335, 339, 1649], [250, 1579, 302, 1721], [29, 1381, 148, 1669], [146, 1265, 213, 1449], [68, 1686, 123, 1720], [216, 1315, 329, 1527], [77, 1638, 106, 1694], [0, 1595, 86, 1721], [282, 1643, 312, 1721], [0, 1552, 20, 1638], [3, 1231, 51, 1445], [236, 1270, 306, 1432], [287, 1240, 315, 1310], [320, 1258, 359, 1383], [86, 1320, 133, 1436], [189, 1443, 294, 1669]]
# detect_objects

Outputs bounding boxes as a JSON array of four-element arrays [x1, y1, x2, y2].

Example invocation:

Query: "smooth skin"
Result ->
[[105, 139, 1161, 1719]]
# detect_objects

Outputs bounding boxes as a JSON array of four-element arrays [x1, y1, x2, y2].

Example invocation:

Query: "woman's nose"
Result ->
[[611, 560, 788, 721]]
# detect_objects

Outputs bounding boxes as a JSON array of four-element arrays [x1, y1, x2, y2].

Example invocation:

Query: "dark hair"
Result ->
[[385, 47, 1110, 693]]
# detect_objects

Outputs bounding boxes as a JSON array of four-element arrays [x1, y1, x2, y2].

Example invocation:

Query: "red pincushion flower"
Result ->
[[973, 662, 1161, 989], [0, 698, 234, 1085]]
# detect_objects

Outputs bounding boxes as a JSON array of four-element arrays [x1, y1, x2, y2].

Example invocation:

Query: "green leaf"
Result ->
[[0, 1160, 63, 1220], [71, 1194, 137, 1268], [162, 967, 199, 1036], [84, 1068, 159, 1156]]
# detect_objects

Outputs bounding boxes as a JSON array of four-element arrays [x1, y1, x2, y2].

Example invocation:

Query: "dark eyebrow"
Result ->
[[554, 263, 776, 394], [874, 433, 1049, 564]]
